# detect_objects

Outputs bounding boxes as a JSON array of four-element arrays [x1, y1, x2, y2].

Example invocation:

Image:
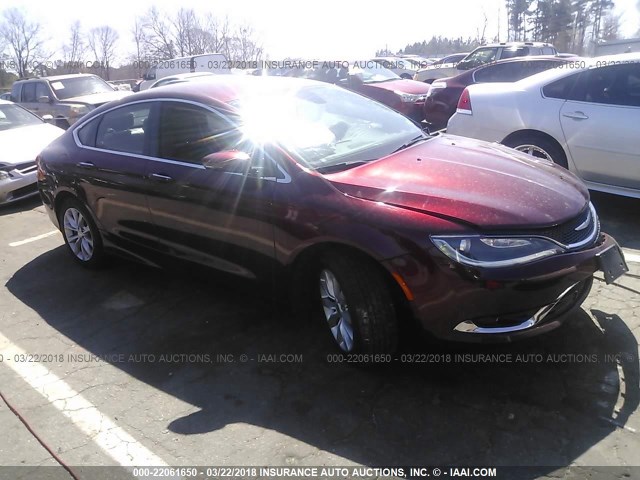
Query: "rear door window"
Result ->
[[21, 83, 37, 102], [500, 47, 530, 60]]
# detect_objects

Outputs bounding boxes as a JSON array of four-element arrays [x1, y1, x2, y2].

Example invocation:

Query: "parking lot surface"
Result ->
[[0, 192, 639, 478]]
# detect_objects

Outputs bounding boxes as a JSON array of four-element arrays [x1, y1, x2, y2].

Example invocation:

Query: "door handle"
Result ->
[[150, 173, 173, 183], [76, 161, 95, 169], [562, 111, 589, 120]]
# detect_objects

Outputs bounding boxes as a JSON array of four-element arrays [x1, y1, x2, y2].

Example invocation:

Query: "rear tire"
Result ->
[[316, 252, 398, 354], [58, 198, 106, 269], [502, 134, 568, 169]]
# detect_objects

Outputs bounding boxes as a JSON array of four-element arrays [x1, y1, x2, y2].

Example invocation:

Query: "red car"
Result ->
[[306, 62, 431, 123], [425, 56, 570, 130], [37, 76, 627, 354]]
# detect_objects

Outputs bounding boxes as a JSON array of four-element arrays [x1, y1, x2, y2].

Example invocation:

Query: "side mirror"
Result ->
[[348, 75, 364, 88], [203, 150, 251, 170], [38, 95, 51, 104], [41, 114, 54, 124], [456, 60, 472, 71]]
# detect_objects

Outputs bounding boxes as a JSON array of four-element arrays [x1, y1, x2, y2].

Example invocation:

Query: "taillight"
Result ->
[[456, 88, 472, 114], [36, 155, 46, 181]]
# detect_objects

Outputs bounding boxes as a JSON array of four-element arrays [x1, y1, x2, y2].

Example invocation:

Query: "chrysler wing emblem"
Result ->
[[575, 210, 591, 231]]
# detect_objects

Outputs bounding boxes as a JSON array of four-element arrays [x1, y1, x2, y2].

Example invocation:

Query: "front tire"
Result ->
[[317, 253, 398, 353], [58, 198, 105, 268]]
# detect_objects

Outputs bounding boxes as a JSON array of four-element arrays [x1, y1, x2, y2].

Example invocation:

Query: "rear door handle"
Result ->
[[150, 173, 174, 183], [76, 162, 95, 169], [562, 111, 589, 120]]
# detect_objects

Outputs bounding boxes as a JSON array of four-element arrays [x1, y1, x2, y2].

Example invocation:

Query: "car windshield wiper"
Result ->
[[316, 161, 369, 174], [392, 135, 428, 153]]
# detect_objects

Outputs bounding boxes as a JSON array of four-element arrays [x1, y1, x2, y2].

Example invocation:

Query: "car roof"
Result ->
[[126, 75, 324, 106], [479, 42, 555, 48], [17, 74, 97, 82]]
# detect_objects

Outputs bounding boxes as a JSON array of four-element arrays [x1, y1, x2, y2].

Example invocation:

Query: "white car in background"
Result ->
[[372, 57, 423, 79], [0, 100, 64, 205], [447, 52, 640, 199]]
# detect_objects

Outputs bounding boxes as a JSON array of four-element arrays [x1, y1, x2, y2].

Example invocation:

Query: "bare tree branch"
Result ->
[[88, 25, 118, 80], [0, 7, 47, 78]]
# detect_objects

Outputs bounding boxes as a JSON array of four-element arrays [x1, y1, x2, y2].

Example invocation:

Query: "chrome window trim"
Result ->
[[71, 97, 292, 182]]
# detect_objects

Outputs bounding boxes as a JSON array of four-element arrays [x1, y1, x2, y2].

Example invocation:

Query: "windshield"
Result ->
[[51, 76, 115, 100], [460, 48, 499, 68], [232, 83, 425, 171], [0, 104, 43, 131], [351, 63, 400, 83]]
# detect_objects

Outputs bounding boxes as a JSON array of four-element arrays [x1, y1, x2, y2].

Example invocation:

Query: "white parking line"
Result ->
[[622, 249, 640, 264], [0, 332, 170, 468], [9, 230, 59, 247]]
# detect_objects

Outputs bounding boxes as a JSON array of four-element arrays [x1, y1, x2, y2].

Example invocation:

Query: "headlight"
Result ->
[[0, 170, 9, 181], [395, 92, 428, 103], [430, 235, 563, 268], [68, 105, 91, 117]]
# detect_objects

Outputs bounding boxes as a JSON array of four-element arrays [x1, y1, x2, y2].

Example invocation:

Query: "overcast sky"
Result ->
[[3, 0, 639, 62]]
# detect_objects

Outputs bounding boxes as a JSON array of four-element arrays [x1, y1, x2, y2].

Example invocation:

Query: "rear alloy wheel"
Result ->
[[503, 134, 568, 169], [317, 253, 398, 353], [59, 199, 105, 268]]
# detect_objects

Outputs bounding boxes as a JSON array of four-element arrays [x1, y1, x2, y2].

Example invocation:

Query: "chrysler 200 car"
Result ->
[[37, 76, 627, 353]]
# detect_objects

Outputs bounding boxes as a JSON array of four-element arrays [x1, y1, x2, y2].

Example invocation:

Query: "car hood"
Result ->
[[365, 79, 431, 94], [62, 90, 131, 106], [0, 123, 65, 165], [324, 134, 589, 229]]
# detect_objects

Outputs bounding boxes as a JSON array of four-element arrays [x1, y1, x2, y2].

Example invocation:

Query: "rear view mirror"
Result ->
[[203, 150, 251, 170]]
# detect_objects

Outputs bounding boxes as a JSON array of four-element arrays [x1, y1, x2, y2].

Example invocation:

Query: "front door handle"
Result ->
[[150, 173, 174, 183], [76, 161, 95, 169], [562, 111, 589, 120]]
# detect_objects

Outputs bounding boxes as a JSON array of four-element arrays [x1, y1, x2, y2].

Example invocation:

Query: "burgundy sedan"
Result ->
[[344, 64, 431, 122], [37, 76, 627, 354], [425, 56, 569, 130]]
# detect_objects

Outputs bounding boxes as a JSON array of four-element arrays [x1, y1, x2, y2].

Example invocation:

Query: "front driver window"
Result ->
[[157, 102, 240, 164]]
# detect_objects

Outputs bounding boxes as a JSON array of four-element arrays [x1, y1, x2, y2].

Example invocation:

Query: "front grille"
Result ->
[[0, 161, 36, 173], [15, 162, 37, 174], [492, 203, 599, 251], [529, 205, 598, 248], [9, 183, 38, 199]]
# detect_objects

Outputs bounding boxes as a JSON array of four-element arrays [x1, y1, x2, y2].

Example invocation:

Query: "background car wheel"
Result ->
[[503, 134, 568, 169], [55, 118, 70, 130], [58, 198, 105, 268], [317, 253, 398, 354]]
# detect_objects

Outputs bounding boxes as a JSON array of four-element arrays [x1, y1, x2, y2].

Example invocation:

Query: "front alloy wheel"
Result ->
[[316, 253, 398, 354], [320, 269, 354, 352]]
